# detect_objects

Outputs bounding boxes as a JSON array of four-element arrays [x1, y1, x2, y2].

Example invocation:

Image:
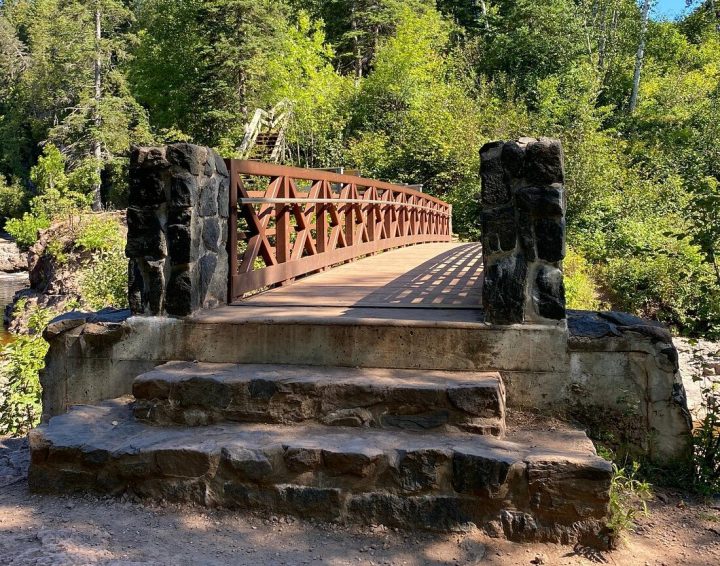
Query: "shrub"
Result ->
[[5, 213, 51, 249], [29, 189, 91, 228], [76, 216, 125, 252], [599, 226, 720, 335], [693, 381, 720, 495], [0, 305, 52, 436], [79, 246, 129, 310], [607, 461, 652, 546], [0, 177, 27, 221], [45, 239, 68, 265], [564, 247, 603, 310]]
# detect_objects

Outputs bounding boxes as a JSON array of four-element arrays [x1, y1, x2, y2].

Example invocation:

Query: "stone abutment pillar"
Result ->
[[127, 143, 230, 316], [480, 137, 566, 325]]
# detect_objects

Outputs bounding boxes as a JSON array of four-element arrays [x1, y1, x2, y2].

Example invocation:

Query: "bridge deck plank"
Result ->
[[192, 242, 485, 326], [234, 242, 483, 308]]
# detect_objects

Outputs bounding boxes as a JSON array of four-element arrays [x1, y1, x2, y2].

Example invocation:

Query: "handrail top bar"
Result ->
[[228, 159, 449, 207], [238, 196, 451, 216]]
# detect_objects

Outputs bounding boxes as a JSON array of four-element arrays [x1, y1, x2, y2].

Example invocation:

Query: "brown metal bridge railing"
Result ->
[[226, 160, 453, 301]]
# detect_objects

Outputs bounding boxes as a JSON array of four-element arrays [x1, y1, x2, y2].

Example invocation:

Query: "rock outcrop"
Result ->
[[0, 235, 26, 273], [4, 213, 126, 335]]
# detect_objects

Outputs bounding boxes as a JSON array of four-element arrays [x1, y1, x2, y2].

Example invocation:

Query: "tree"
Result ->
[[258, 11, 352, 167], [0, 0, 150, 210], [686, 0, 720, 33], [346, 7, 487, 202], [0, 13, 29, 177], [629, 0, 651, 113], [46, 0, 151, 210], [131, 0, 288, 150], [469, 0, 591, 98], [291, 0, 435, 80]]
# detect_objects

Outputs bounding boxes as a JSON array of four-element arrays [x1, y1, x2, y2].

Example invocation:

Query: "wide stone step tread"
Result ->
[[132, 362, 506, 435], [30, 399, 611, 544]]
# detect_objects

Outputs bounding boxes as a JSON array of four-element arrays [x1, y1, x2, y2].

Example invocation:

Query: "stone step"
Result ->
[[132, 362, 506, 436], [29, 399, 612, 546]]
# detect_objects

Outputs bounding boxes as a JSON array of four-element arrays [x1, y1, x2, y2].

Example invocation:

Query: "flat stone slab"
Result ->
[[133, 363, 506, 435], [29, 399, 611, 545]]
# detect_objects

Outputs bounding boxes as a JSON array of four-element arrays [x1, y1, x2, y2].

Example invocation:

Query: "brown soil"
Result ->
[[2, 438, 719, 565]]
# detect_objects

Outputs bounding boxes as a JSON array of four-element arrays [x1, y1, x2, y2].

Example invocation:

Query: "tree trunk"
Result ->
[[479, 0, 490, 31], [629, 0, 651, 114], [239, 69, 248, 123], [352, 4, 362, 86], [91, 3, 103, 212], [598, 4, 608, 71], [710, 248, 720, 288]]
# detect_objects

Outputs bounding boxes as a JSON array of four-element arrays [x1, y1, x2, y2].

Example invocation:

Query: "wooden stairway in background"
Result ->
[[238, 100, 291, 162]]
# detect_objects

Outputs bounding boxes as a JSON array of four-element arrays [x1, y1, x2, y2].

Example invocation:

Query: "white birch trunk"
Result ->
[[91, 3, 103, 211], [629, 0, 651, 114]]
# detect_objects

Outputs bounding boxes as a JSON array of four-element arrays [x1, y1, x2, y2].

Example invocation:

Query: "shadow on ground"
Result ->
[[1, 439, 719, 565]]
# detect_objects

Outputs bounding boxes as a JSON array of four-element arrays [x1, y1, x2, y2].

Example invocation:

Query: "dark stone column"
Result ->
[[127, 143, 229, 317], [480, 138, 566, 324]]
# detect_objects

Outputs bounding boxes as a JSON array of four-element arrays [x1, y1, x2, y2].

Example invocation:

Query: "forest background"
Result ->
[[0, 0, 719, 339]]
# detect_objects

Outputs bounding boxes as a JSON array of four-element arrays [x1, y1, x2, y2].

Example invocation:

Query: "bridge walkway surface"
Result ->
[[194, 242, 486, 326]]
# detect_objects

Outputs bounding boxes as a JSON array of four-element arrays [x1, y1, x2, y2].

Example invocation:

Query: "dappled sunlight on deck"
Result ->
[[234, 242, 483, 309]]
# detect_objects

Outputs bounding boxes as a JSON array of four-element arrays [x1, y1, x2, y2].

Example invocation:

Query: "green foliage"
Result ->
[[345, 5, 488, 212], [599, 230, 719, 333], [77, 215, 128, 309], [478, 0, 589, 93], [29, 145, 93, 220], [564, 247, 604, 311], [258, 11, 352, 167], [79, 245, 129, 310], [693, 380, 720, 495], [0, 304, 52, 436], [103, 158, 130, 209], [5, 212, 50, 249], [131, 0, 286, 148], [0, 176, 26, 221], [76, 216, 125, 252], [0, 0, 151, 210], [30, 144, 67, 194], [45, 238, 68, 265], [607, 461, 653, 544]]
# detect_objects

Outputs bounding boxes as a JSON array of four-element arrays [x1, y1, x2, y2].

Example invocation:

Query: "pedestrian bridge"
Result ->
[[226, 160, 454, 301], [30, 140, 691, 548]]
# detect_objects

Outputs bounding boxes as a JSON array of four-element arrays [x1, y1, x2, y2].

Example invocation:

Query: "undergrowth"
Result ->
[[692, 380, 720, 495], [0, 303, 52, 436], [79, 246, 129, 310], [606, 461, 653, 546], [598, 380, 720, 546]]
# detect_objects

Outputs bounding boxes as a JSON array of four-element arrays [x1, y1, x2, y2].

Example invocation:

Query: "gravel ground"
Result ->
[[2, 437, 720, 566]]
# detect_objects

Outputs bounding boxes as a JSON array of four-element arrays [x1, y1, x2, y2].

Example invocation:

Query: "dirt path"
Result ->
[[1, 438, 719, 566]]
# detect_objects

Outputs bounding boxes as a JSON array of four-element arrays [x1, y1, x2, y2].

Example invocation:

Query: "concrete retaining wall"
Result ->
[[40, 308, 692, 463]]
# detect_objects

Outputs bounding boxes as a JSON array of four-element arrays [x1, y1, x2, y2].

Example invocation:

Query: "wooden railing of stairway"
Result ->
[[226, 160, 453, 301]]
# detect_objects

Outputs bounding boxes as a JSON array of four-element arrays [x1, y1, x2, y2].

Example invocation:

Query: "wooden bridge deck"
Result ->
[[193, 243, 485, 326], [237, 242, 483, 308]]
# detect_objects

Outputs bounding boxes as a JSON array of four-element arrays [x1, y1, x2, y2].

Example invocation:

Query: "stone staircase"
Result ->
[[29, 361, 612, 546], [131, 363, 506, 435]]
